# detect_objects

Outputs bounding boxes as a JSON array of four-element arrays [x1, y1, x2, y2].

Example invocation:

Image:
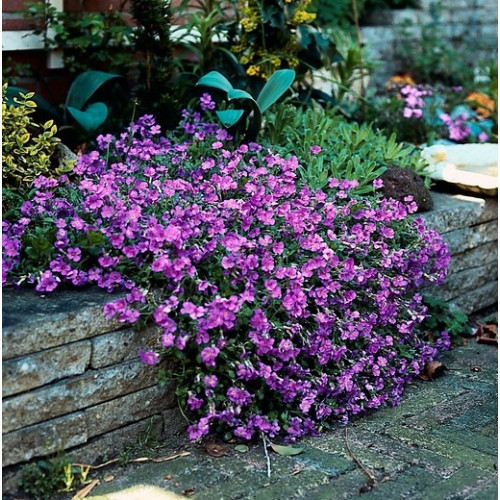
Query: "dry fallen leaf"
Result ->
[[103, 475, 115, 482], [475, 323, 498, 345], [183, 487, 196, 497], [205, 443, 227, 458], [419, 360, 447, 381]]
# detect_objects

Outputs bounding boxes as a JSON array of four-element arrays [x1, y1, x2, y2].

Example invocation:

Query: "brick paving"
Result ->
[[82, 339, 497, 500]]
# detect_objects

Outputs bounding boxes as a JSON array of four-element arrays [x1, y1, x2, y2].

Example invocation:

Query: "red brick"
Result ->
[[2, 17, 34, 30], [2, 0, 28, 12]]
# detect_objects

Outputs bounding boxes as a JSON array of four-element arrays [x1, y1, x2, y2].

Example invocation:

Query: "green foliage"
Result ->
[[311, 0, 420, 29], [2, 83, 64, 193], [117, 419, 167, 465], [130, 0, 181, 130], [421, 295, 470, 345], [6, 71, 126, 146], [18, 450, 92, 500], [264, 104, 429, 194], [21, 0, 135, 75], [197, 69, 295, 142]]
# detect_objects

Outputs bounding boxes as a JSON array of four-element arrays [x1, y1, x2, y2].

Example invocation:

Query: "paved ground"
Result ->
[[70, 335, 497, 500]]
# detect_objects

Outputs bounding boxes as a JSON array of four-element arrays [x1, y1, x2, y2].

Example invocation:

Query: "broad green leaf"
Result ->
[[257, 69, 295, 113], [67, 102, 108, 132], [216, 109, 245, 127], [197, 71, 234, 93], [270, 443, 304, 456], [66, 71, 122, 110], [227, 88, 255, 102]]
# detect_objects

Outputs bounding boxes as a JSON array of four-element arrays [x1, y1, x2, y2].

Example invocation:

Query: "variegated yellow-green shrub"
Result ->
[[2, 83, 66, 193]]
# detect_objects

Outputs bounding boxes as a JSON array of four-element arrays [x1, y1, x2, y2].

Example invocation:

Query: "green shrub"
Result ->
[[264, 104, 429, 194], [2, 84, 65, 193]]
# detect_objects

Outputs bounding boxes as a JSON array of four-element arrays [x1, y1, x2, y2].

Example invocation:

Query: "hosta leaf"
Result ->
[[66, 71, 122, 110], [66, 103, 108, 132], [197, 71, 234, 93], [257, 69, 295, 113], [216, 109, 244, 128]]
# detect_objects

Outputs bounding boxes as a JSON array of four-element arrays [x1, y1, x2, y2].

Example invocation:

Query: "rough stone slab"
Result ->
[[2, 412, 88, 467], [446, 241, 498, 275], [69, 415, 165, 465], [2, 359, 159, 433], [161, 408, 187, 437], [2, 287, 123, 360], [91, 324, 162, 369], [446, 280, 498, 314], [432, 261, 498, 301], [420, 192, 488, 234], [441, 220, 497, 255], [85, 385, 176, 439], [2, 340, 91, 398]]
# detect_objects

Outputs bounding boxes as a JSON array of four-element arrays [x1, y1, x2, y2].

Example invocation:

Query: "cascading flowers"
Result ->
[[3, 96, 451, 443]]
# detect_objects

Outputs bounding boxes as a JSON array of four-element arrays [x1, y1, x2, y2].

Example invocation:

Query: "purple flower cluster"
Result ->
[[2, 108, 451, 443], [400, 84, 431, 119], [439, 112, 472, 142]]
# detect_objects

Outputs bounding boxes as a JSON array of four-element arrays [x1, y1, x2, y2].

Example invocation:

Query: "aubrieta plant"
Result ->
[[3, 95, 451, 443], [363, 82, 495, 146]]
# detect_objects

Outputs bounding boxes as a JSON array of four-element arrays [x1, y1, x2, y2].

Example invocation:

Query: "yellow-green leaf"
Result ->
[[270, 443, 304, 456]]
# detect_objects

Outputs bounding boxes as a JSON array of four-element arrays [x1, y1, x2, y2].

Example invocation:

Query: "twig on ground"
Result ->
[[72, 451, 191, 470], [261, 433, 272, 479], [344, 428, 377, 492]]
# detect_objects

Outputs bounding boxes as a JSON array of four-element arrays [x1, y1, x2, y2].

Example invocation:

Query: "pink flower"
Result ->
[[138, 349, 159, 365], [310, 145, 322, 155]]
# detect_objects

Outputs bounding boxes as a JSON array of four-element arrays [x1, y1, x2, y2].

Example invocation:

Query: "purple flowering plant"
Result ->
[[3, 99, 451, 443], [364, 82, 495, 146]]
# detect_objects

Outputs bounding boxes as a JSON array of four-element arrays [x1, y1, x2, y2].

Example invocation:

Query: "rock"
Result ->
[[51, 142, 78, 169], [379, 166, 434, 212]]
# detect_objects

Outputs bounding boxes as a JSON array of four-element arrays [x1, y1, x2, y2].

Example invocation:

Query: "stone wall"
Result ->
[[421, 190, 498, 314], [1, 190, 497, 490], [361, 0, 499, 87], [2, 287, 183, 478]]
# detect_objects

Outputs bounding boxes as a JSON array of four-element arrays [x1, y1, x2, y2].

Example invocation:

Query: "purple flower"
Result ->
[[200, 93, 216, 111], [201, 346, 220, 367], [138, 349, 159, 365]]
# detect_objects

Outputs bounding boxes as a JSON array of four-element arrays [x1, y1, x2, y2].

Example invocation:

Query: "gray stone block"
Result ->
[[421, 192, 488, 234], [2, 340, 92, 397], [91, 324, 162, 369], [84, 385, 175, 438], [2, 287, 123, 360], [442, 220, 497, 255], [2, 359, 159, 433], [447, 241, 498, 275], [433, 261, 498, 301], [2, 412, 88, 466], [447, 280, 498, 314], [68, 415, 165, 465]]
